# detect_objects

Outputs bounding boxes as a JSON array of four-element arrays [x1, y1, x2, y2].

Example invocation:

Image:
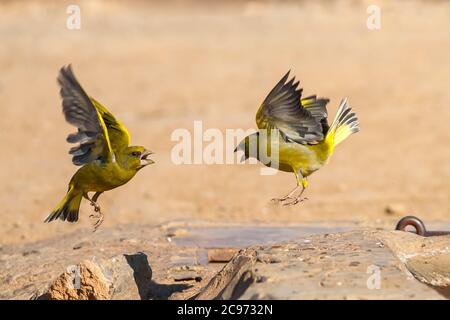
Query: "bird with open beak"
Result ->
[[235, 71, 359, 205], [45, 65, 155, 230]]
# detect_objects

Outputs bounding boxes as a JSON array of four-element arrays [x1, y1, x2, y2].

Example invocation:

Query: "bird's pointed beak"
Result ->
[[140, 150, 155, 166]]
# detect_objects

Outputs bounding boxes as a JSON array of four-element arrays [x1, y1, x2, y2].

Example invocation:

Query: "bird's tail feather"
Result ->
[[326, 98, 359, 147], [45, 185, 82, 223]]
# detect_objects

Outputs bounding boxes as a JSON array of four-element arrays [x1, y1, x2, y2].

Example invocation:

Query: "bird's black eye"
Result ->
[[132, 151, 141, 157]]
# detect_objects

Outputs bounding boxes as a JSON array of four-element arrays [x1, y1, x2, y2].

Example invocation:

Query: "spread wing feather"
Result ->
[[255, 71, 329, 144], [58, 65, 129, 165], [90, 98, 131, 152], [301, 95, 330, 136]]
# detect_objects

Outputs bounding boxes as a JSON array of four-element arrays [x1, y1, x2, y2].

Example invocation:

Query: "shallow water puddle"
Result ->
[[171, 225, 354, 248]]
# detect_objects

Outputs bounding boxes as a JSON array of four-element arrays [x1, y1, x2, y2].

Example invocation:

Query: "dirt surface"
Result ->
[[2, 223, 448, 300], [0, 0, 449, 246], [0, 223, 224, 299], [0, 221, 350, 299]]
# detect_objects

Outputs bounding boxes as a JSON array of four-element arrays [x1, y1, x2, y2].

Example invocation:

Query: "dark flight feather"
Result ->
[[256, 71, 329, 145], [58, 65, 109, 165]]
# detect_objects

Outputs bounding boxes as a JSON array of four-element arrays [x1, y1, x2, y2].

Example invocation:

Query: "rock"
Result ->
[[0, 224, 209, 300], [194, 231, 445, 300], [194, 249, 257, 300], [22, 250, 39, 256], [119, 238, 139, 244], [385, 203, 407, 216], [376, 231, 450, 288], [72, 240, 94, 250], [165, 228, 189, 238], [36, 252, 154, 300], [167, 265, 203, 282], [38, 260, 111, 300], [207, 248, 238, 263]]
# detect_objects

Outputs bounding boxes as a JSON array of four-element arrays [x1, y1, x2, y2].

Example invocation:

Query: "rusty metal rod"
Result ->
[[395, 216, 450, 237]]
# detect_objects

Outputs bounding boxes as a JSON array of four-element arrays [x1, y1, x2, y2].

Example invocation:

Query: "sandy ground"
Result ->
[[0, 0, 449, 245]]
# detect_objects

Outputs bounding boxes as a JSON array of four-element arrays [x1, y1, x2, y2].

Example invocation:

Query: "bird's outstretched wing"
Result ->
[[58, 65, 129, 165], [255, 71, 328, 144], [301, 95, 330, 137], [90, 98, 130, 153]]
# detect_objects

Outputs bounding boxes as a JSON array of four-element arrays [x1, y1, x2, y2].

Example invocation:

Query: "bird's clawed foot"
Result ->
[[271, 196, 308, 206], [271, 185, 308, 206], [89, 203, 104, 232], [90, 212, 104, 232], [271, 196, 293, 204], [282, 196, 308, 206]]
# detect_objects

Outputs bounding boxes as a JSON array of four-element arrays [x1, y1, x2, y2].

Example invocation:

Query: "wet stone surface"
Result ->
[[195, 230, 449, 300]]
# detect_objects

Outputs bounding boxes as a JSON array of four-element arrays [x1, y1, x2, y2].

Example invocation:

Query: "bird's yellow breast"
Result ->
[[265, 136, 334, 177], [70, 160, 137, 192]]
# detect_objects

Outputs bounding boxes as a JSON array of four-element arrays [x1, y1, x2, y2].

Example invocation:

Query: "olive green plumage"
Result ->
[[45, 65, 154, 226], [235, 71, 359, 205]]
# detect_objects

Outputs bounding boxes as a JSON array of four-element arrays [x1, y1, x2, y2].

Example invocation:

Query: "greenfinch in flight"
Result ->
[[235, 71, 359, 205], [45, 65, 154, 230]]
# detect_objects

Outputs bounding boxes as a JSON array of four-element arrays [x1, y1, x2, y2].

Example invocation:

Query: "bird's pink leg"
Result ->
[[282, 186, 308, 206], [84, 192, 104, 231], [271, 185, 300, 203]]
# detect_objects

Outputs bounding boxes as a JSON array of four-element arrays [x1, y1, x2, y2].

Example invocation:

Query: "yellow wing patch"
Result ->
[[90, 98, 131, 152], [95, 108, 113, 155]]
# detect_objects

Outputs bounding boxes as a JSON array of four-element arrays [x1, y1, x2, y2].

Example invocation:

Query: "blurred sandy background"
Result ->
[[0, 0, 449, 245]]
